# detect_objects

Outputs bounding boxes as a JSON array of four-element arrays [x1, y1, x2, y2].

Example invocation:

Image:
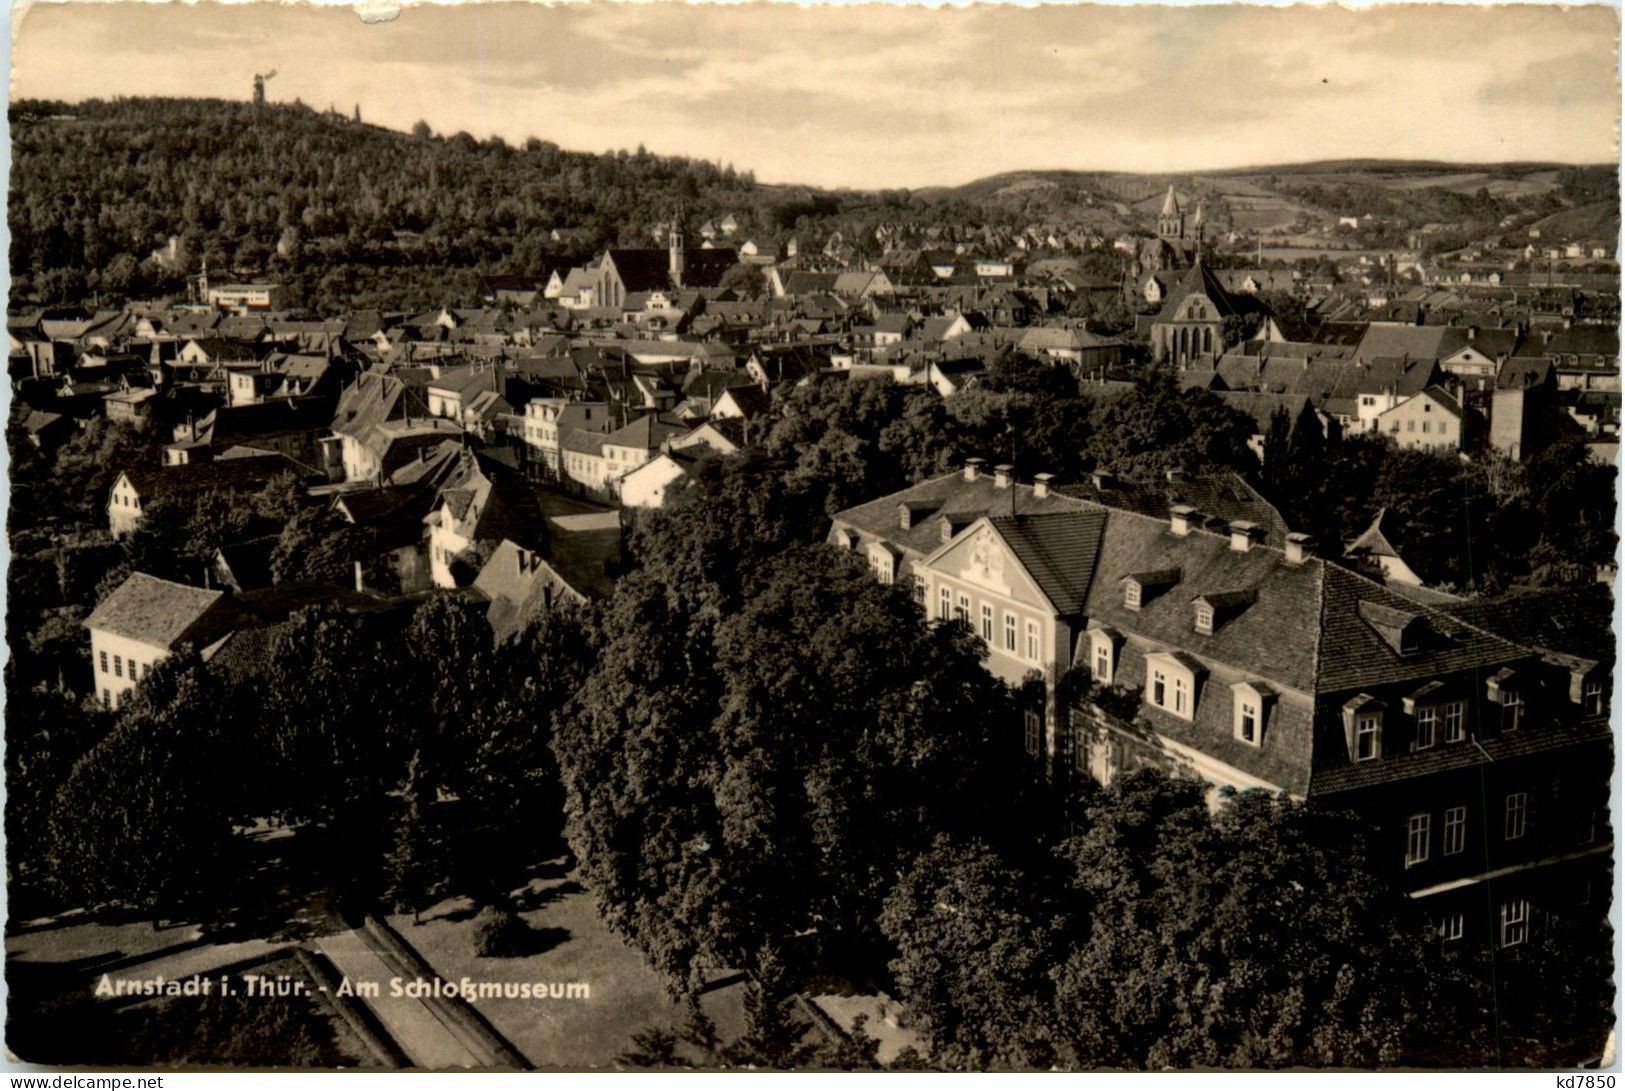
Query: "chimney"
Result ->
[[993, 464, 1013, 489], [1285, 532, 1316, 565], [1229, 520, 1262, 552], [1170, 504, 1197, 536], [963, 457, 985, 482], [1032, 472, 1054, 499]]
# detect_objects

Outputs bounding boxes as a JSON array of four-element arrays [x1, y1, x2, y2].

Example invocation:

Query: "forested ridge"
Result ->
[[9, 97, 777, 309], [8, 96, 1012, 311]]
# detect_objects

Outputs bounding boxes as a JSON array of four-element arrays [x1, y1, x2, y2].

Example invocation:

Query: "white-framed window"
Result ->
[[1004, 613, 1017, 652], [980, 604, 994, 643], [1124, 582, 1141, 611], [1194, 603, 1214, 635], [1583, 677, 1604, 716], [1443, 805, 1467, 855], [1439, 913, 1465, 943], [1355, 714, 1381, 761], [955, 594, 970, 628], [1093, 641, 1112, 683], [912, 575, 926, 605], [1443, 701, 1465, 743], [1406, 813, 1430, 867], [1415, 705, 1437, 750], [98, 650, 109, 674], [1146, 654, 1197, 722], [1025, 620, 1039, 661], [1023, 710, 1041, 757], [870, 553, 893, 584], [1505, 791, 1528, 841], [938, 587, 951, 621], [1237, 698, 1259, 745], [1501, 689, 1524, 732], [1499, 898, 1529, 948], [114, 655, 123, 679]]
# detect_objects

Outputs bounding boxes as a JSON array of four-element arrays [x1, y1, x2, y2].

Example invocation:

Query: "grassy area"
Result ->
[[386, 867, 747, 1069], [7, 914, 202, 969]]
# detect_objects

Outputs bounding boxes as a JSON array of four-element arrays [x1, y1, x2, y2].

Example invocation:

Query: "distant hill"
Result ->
[[8, 97, 777, 311], [7, 96, 1617, 312]]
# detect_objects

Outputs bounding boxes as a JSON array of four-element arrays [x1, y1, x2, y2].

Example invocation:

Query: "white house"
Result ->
[[84, 573, 227, 709]]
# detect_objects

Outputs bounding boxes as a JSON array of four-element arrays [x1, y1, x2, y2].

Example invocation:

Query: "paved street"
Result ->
[[315, 930, 485, 1068]]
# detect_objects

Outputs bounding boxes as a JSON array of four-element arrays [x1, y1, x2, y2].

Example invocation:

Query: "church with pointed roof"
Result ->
[[1149, 259, 1273, 367], [1134, 184, 1204, 277]]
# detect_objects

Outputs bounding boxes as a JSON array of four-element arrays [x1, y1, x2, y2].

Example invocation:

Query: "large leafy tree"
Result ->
[[44, 656, 242, 918], [881, 835, 1065, 1069], [556, 544, 1026, 991], [882, 771, 1438, 1070]]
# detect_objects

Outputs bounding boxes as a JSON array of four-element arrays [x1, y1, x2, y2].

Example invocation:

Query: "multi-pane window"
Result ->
[[1439, 913, 1465, 943], [1004, 613, 1017, 652], [1194, 604, 1214, 635], [980, 605, 994, 643], [938, 587, 951, 621], [1499, 899, 1530, 948], [1124, 583, 1141, 610], [114, 655, 123, 679], [1023, 711, 1041, 757], [1501, 689, 1524, 732], [1443, 806, 1467, 855], [1355, 715, 1380, 761], [1415, 705, 1437, 750], [954, 594, 969, 628], [1406, 813, 1430, 867], [1172, 676, 1189, 716], [912, 575, 926, 605], [1238, 701, 1258, 744], [1025, 621, 1039, 661], [1093, 642, 1111, 682], [1504, 792, 1529, 841], [99, 650, 109, 674], [1152, 669, 1167, 708], [1443, 701, 1466, 743], [1583, 678, 1604, 716]]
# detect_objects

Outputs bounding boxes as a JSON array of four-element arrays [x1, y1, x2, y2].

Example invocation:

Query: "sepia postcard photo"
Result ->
[[2, 0, 1620, 1073]]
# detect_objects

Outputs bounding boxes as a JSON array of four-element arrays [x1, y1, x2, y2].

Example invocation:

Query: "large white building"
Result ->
[[84, 573, 227, 709]]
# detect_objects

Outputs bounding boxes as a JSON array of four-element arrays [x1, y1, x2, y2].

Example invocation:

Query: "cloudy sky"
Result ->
[[10, 2, 1620, 189]]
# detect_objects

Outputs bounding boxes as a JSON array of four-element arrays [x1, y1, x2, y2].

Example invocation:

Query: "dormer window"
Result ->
[[1144, 651, 1200, 722], [1342, 694, 1385, 762], [1232, 682, 1273, 746], [1583, 676, 1605, 717], [1123, 569, 1180, 612], [1355, 714, 1380, 760], [1486, 668, 1523, 732], [1359, 600, 1431, 654], [867, 543, 896, 585], [1192, 589, 1256, 634], [1087, 625, 1122, 685]]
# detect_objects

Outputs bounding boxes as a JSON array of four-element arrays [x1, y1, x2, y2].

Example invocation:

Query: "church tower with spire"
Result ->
[[668, 215, 686, 289], [1157, 184, 1185, 241]]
